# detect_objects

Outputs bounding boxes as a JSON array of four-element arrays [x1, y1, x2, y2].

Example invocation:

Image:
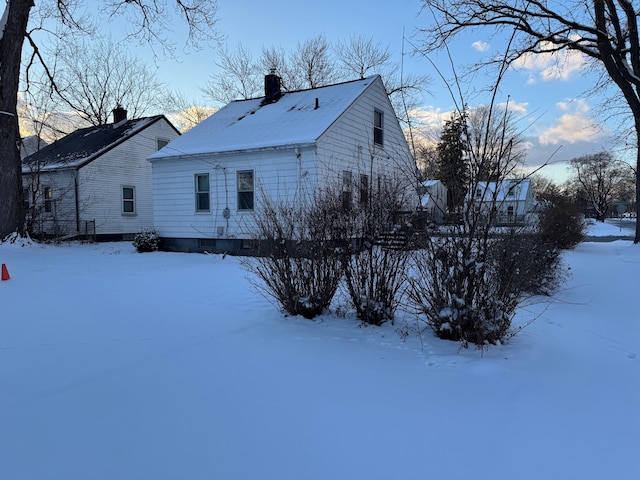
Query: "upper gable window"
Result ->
[[373, 109, 384, 146], [156, 138, 170, 151]]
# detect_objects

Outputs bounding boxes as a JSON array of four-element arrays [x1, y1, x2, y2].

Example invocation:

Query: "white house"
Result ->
[[22, 109, 180, 241], [149, 73, 416, 253], [419, 179, 447, 224], [472, 178, 537, 224]]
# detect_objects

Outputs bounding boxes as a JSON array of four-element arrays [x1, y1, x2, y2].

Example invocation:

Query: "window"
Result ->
[[43, 186, 52, 213], [359, 174, 369, 205], [237, 170, 254, 211], [122, 186, 136, 214], [156, 138, 169, 150], [374, 109, 384, 146], [507, 206, 514, 217], [195, 174, 210, 212], [342, 170, 352, 211]]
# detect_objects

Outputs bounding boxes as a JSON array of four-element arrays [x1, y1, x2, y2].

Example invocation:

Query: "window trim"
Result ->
[[122, 185, 136, 215], [373, 109, 384, 146], [195, 173, 211, 212], [237, 170, 254, 211]]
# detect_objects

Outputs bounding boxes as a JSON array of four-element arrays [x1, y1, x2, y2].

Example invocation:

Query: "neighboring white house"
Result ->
[[419, 179, 447, 224], [472, 178, 537, 224], [22, 109, 180, 240], [149, 73, 416, 253]]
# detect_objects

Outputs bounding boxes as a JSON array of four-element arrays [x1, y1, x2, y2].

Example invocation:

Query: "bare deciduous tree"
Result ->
[[289, 35, 337, 90], [204, 34, 429, 132], [418, 0, 640, 242], [202, 43, 261, 104], [569, 151, 631, 221], [165, 89, 215, 132], [334, 34, 392, 80], [52, 37, 168, 125]]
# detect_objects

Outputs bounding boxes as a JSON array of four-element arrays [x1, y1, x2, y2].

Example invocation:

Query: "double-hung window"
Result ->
[[43, 186, 52, 213], [122, 186, 136, 214], [342, 170, 353, 211], [237, 170, 254, 211], [359, 174, 369, 205], [374, 109, 384, 146], [195, 174, 210, 212]]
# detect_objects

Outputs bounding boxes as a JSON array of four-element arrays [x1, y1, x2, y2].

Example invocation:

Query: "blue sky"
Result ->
[[106, 0, 622, 181]]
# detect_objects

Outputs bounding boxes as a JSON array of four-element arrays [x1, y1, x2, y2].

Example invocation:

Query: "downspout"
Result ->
[[74, 171, 80, 233]]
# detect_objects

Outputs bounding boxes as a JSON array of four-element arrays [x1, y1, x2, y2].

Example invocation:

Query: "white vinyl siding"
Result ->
[[77, 118, 179, 236]]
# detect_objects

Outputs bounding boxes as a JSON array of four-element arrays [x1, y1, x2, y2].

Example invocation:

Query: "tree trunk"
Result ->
[[0, 0, 32, 239], [635, 127, 640, 243]]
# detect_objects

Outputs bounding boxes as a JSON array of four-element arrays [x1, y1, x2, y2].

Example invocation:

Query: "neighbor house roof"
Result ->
[[22, 116, 177, 172], [20, 135, 48, 159], [149, 75, 381, 160], [475, 179, 532, 202]]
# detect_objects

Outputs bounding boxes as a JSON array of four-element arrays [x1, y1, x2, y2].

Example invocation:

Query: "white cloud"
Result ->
[[498, 100, 528, 114], [512, 40, 587, 82], [408, 106, 449, 128], [472, 41, 489, 52], [538, 99, 605, 145]]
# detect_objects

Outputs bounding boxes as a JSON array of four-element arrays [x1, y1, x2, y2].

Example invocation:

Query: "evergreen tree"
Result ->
[[436, 112, 468, 215]]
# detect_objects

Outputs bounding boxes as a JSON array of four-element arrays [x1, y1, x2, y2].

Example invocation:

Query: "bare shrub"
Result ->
[[244, 189, 343, 320], [341, 177, 410, 326], [407, 231, 520, 346], [488, 227, 563, 297], [406, 102, 532, 346]]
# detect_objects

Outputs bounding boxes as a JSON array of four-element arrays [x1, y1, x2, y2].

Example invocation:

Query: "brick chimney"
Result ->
[[112, 106, 127, 124], [263, 69, 282, 105]]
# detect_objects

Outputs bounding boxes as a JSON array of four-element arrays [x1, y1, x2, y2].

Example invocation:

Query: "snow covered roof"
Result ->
[[150, 75, 381, 160], [475, 179, 531, 202], [22, 116, 175, 172]]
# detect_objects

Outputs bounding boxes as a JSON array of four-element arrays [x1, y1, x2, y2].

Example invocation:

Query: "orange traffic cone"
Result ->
[[1, 264, 10, 281]]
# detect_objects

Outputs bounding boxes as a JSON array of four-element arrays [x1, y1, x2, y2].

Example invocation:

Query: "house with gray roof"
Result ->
[[22, 108, 180, 240]]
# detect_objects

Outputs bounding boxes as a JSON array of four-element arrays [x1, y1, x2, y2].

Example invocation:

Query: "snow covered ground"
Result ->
[[1, 220, 639, 480]]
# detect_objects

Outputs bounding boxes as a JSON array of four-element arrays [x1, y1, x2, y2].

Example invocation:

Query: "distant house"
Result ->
[[149, 73, 416, 253], [472, 178, 537, 224], [20, 136, 48, 159], [22, 108, 180, 240], [419, 179, 447, 224]]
